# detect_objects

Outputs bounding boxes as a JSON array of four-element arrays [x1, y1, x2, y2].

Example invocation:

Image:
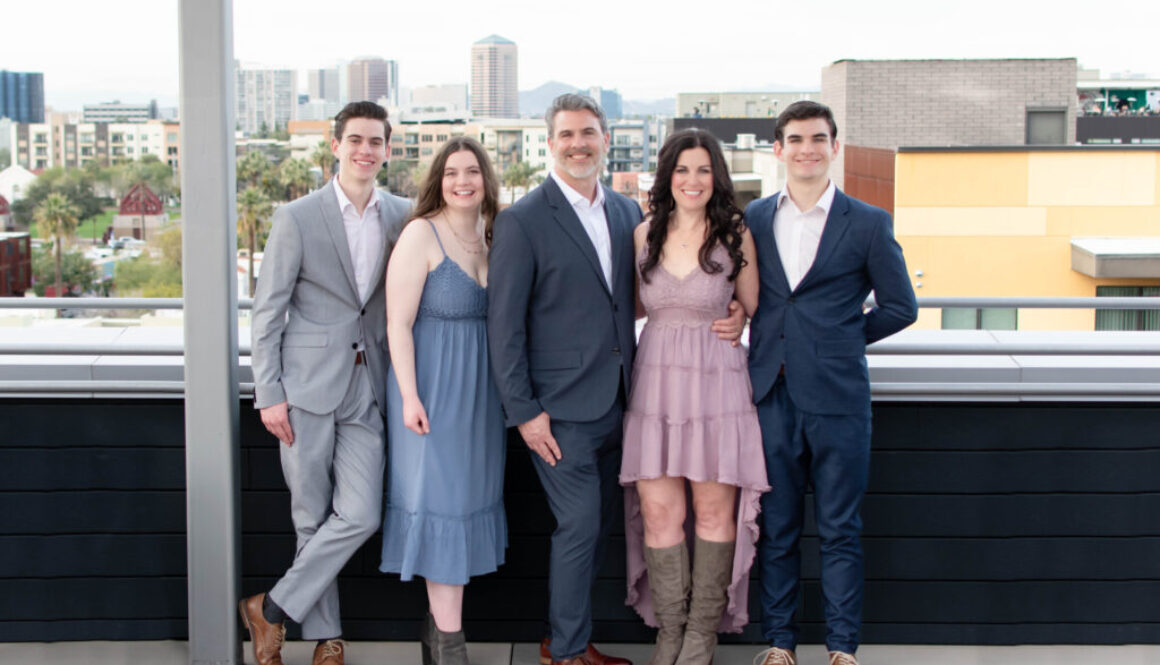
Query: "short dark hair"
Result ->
[[774, 100, 837, 144], [545, 93, 608, 137], [334, 101, 391, 143]]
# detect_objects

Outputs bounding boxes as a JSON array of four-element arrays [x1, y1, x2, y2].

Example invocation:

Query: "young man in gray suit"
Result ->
[[240, 101, 410, 665], [488, 94, 743, 665]]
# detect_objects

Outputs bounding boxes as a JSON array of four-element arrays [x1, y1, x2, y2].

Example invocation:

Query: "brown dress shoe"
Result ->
[[541, 638, 632, 665], [238, 593, 286, 665], [312, 639, 345, 665]]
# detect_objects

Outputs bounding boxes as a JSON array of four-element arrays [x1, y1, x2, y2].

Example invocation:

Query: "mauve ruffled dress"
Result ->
[[620, 243, 769, 633]]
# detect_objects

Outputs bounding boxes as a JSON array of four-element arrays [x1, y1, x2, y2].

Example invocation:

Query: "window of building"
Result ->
[[941, 308, 1018, 330], [111, 133, 124, 143], [1026, 108, 1067, 145], [1095, 286, 1160, 331], [168, 147, 178, 156], [34, 147, 47, 156], [421, 134, 433, 142], [436, 134, 448, 141], [421, 148, 432, 156], [168, 133, 178, 142], [392, 148, 403, 156], [34, 133, 47, 143]]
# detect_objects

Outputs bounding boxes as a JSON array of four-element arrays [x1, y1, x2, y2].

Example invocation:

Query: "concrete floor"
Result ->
[[0, 641, 1158, 664]]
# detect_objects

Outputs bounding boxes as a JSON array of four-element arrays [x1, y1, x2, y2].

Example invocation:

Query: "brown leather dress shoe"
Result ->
[[540, 637, 632, 665], [237, 593, 286, 665], [312, 639, 345, 665]]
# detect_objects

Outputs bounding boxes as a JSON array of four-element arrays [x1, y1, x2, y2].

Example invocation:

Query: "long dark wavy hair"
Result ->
[[412, 136, 500, 244], [640, 128, 746, 283]]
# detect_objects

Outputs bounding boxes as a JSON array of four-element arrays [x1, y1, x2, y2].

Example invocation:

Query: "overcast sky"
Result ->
[[3, 0, 1157, 111]]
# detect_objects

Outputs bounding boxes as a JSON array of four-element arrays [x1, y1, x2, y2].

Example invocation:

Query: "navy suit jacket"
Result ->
[[488, 176, 642, 427], [745, 188, 917, 415]]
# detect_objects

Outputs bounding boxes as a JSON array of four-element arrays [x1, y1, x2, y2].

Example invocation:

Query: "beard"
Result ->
[[554, 147, 605, 181]]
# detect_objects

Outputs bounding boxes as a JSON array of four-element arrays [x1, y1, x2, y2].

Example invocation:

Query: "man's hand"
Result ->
[[260, 401, 295, 446], [518, 411, 561, 467], [711, 299, 747, 347]]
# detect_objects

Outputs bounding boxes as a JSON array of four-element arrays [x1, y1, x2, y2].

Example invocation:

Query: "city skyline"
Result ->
[[4, 0, 1159, 111]]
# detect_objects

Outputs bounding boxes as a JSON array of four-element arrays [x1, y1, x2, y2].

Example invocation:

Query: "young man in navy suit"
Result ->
[[747, 102, 917, 665]]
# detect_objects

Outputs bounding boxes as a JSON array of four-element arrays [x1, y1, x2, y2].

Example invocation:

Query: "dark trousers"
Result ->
[[756, 377, 871, 654], [530, 401, 624, 661]]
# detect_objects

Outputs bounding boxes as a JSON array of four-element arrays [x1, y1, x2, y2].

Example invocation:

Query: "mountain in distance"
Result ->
[[519, 81, 581, 118], [520, 81, 675, 118]]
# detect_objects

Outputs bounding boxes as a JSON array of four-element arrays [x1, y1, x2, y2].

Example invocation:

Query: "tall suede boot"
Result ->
[[644, 540, 691, 665], [674, 537, 735, 665]]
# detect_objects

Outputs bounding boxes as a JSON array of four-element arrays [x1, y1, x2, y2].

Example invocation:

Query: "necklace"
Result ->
[[442, 215, 484, 255], [674, 219, 706, 249]]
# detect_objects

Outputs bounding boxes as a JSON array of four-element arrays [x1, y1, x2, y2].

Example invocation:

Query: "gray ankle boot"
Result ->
[[644, 540, 691, 665], [422, 613, 468, 665], [674, 537, 734, 665]]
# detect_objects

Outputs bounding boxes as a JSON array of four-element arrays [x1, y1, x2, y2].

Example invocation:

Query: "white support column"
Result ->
[[178, 1, 241, 663]]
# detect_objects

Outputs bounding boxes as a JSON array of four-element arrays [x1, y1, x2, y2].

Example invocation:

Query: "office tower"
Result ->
[[0, 71, 46, 123], [235, 65, 298, 136], [308, 67, 341, 104], [348, 58, 399, 107], [471, 35, 518, 119]]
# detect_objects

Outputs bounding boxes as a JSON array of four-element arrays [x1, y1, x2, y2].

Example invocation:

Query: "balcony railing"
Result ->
[[0, 296, 1157, 398]]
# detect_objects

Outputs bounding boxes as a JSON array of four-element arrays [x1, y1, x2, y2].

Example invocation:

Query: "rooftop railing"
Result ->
[[0, 296, 1157, 399]]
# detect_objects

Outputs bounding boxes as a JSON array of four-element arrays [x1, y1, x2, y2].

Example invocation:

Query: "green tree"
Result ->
[[311, 140, 334, 181], [156, 226, 182, 269], [237, 186, 273, 297], [116, 154, 177, 201], [237, 150, 272, 191], [12, 167, 105, 228], [34, 193, 81, 296], [114, 253, 182, 296], [503, 160, 539, 204], [31, 247, 97, 297], [278, 157, 315, 201]]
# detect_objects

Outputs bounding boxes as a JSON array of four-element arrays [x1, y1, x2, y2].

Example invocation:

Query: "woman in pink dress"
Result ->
[[621, 128, 768, 665]]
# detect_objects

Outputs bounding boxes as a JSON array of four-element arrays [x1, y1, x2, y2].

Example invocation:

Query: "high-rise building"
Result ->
[[0, 71, 45, 123], [235, 64, 298, 136], [471, 35, 518, 119], [586, 86, 623, 120], [307, 68, 341, 104], [347, 58, 399, 107]]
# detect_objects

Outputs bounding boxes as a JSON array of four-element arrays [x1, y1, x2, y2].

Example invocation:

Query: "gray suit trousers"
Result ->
[[268, 363, 384, 640]]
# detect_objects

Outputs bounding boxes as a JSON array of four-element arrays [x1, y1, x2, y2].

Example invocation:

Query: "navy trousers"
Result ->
[[756, 377, 871, 654], [530, 400, 624, 661]]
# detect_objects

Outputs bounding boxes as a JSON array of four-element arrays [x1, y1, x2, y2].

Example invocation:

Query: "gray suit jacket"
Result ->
[[251, 183, 410, 415]]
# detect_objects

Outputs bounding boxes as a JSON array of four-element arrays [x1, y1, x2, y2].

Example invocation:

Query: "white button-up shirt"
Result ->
[[551, 170, 613, 290], [773, 180, 836, 291], [332, 177, 383, 304]]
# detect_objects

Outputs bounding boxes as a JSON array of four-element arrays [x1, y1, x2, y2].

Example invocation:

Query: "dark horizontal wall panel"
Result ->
[[0, 400, 185, 448], [0, 578, 186, 621], [872, 404, 1160, 451], [867, 450, 1160, 494], [0, 535, 186, 577], [0, 491, 185, 534], [0, 619, 188, 642], [0, 448, 186, 490]]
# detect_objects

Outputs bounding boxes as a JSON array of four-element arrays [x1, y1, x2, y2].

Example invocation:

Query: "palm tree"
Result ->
[[34, 192, 81, 297], [279, 157, 315, 201], [311, 140, 335, 181], [237, 186, 273, 297], [503, 161, 539, 204], [237, 150, 271, 191]]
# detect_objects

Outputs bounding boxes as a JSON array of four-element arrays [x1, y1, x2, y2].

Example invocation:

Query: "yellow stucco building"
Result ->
[[893, 146, 1160, 330]]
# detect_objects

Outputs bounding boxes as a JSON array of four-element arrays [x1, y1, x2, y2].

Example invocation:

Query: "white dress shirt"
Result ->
[[550, 170, 613, 290], [332, 177, 383, 303], [773, 180, 836, 291]]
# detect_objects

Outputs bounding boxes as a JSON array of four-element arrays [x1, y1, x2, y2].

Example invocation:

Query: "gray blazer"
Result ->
[[251, 183, 410, 415], [487, 176, 641, 427]]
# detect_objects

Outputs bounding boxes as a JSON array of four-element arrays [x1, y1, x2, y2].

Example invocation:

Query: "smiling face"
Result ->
[[548, 108, 609, 188], [774, 117, 840, 185], [330, 116, 388, 186], [671, 147, 714, 214], [440, 149, 484, 213]]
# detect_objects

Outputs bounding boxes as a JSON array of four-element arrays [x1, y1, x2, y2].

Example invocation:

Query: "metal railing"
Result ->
[[0, 296, 1157, 396]]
